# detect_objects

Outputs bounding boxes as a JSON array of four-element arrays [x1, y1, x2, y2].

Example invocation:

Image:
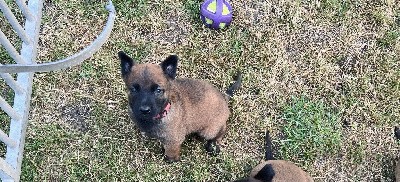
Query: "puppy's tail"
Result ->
[[265, 130, 275, 160], [395, 126, 400, 140], [226, 71, 242, 98]]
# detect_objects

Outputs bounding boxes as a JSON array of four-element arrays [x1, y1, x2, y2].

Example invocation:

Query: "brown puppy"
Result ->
[[235, 130, 313, 182], [118, 51, 241, 162]]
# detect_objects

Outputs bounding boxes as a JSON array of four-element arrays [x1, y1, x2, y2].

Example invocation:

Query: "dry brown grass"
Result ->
[[1, 0, 399, 181]]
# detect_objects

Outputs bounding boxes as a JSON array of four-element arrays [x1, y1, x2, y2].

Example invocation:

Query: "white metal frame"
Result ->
[[0, 1, 115, 181]]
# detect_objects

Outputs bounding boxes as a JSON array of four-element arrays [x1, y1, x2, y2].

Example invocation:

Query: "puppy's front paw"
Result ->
[[164, 155, 180, 163], [163, 144, 182, 163], [205, 140, 220, 156]]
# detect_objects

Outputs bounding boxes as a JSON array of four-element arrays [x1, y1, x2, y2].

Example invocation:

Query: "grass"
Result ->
[[183, 0, 202, 22], [377, 30, 400, 48], [114, 0, 149, 20], [0, 0, 399, 181], [320, 0, 350, 19], [0, 47, 14, 158], [0, 49, 14, 158], [279, 96, 342, 168]]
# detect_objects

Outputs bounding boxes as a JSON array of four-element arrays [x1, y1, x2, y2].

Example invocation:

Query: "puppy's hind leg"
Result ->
[[204, 125, 226, 156]]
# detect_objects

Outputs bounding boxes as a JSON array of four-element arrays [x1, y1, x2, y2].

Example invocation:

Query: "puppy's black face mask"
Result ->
[[128, 82, 168, 122], [118, 51, 178, 125]]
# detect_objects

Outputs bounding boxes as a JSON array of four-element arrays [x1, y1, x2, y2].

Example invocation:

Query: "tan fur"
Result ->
[[247, 160, 313, 182], [124, 63, 231, 161], [396, 159, 400, 182], [234, 129, 313, 182]]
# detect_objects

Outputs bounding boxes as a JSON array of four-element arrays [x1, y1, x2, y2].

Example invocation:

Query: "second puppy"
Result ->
[[235, 130, 313, 182]]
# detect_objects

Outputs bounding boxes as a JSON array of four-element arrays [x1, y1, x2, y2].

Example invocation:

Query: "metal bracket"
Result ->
[[0, 1, 115, 181], [0, 1, 116, 73]]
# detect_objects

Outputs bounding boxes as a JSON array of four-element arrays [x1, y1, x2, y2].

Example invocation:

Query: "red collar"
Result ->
[[153, 102, 171, 120]]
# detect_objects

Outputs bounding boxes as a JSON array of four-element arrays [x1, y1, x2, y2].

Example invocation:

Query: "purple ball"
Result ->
[[200, 0, 233, 30]]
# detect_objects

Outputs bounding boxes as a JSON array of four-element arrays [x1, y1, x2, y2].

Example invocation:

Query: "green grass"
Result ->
[[279, 96, 342, 168], [113, 40, 152, 63], [21, 123, 82, 181], [377, 30, 400, 48], [0, 48, 13, 65], [183, 0, 201, 23], [320, 0, 350, 19], [0, 112, 9, 158], [0, 0, 399, 181], [0, 80, 14, 140], [0, 47, 15, 158], [114, 0, 149, 20], [219, 27, 250, 58], [346, 140, 366, 165]]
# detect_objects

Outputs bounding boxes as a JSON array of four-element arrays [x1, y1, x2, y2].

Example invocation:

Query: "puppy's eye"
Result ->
[[131, 84, 140, 93], [155, 87, 163, 95]]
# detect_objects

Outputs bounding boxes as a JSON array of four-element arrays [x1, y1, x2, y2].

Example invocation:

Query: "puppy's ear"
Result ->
[[160, 55, 178, 79], [253, 164, 275, 182], [118, 51, 135, 78]]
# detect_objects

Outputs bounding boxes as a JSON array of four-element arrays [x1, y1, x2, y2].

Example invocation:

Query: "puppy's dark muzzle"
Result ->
[[139, 106, 151, 115]]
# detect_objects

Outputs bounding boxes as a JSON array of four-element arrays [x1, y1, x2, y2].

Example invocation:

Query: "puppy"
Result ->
[[118, 51, 241, 162], [235, 130, 313, 182]]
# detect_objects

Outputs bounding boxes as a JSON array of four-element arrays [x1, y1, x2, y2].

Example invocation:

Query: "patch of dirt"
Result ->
[[60, 99, 91, 133]]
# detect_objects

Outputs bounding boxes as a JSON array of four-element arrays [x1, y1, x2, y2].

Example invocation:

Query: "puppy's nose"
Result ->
[[139, 106, 151, 114]]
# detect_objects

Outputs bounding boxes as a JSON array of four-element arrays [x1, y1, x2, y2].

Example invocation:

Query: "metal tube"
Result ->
[[0, 30, 27, 64], [0, 1, 114, 181], [0, 158, 18, 180], [15, 0, 35, 22], [4, 1, 43, 181], [0, 72, 25, 95], [0, 0, 32, 45], [0, 130, 17, 149], [0, 96, 21, 121], [0, 0, 116, 73]]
